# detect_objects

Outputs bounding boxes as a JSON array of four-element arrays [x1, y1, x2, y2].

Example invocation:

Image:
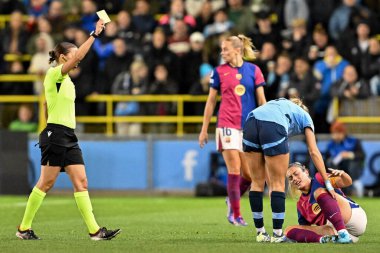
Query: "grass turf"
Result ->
[[0, 195, 379, 253]]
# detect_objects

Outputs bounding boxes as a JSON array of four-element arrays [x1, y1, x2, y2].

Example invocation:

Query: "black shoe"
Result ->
[[90, 227, 121, 241], [16, 228, 40, 240]]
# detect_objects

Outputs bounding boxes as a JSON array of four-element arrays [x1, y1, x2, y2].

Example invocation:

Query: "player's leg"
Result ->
[[265, 153, 289, 241], [222, 149, 247, 225], [314, 188, 352, 243], [66, 164, 120, 240], [239, 152, 252, 196], [245, 151, 270, 241], [284, 225, 335, 243], [16, 165, 61, 239]]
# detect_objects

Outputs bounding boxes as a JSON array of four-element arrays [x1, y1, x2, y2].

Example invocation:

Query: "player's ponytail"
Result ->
[[290, 97, 309, 113], [237, 34, 257, 61], [226, 35, 258, 62], [48, 42, 77, 64]]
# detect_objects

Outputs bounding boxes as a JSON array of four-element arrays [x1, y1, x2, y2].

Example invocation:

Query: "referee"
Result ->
[[16, 19, 121, 241]]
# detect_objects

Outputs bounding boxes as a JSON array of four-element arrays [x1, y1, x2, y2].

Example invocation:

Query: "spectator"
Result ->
[[328, 0, 358, 41], [286, 57, 319, 115], [104, 38, 134, 92], [282, 18, 310, 59], [167, 19, 191, 57], [8, 104, 37, 133], [306, 24, 330, 65], [185, 0, 225, 17], [193, 0, 214, 33], [254, 41, 277, 79], [27, 16, 55, 55], [183, 32, 206, 94], [142, 27, 180, 83], [0, 11, 29, 54], [112, 59, 149, 136], [28, 33, 53, 94], [326, 121, 366, 196], [147, 64, 178, 133], [158, 0, 196, 35], [132, 0, 156, 38], [313, 45, 349, 133], [26, 0, 49, 19], [248, 10, 280, 51], [46, 0, 65, 36], [226, 0, 255, 34], [203, 8, 234, 38], [80, 0, 97, 32], [307, 0, 340, 30], [284, 0, 309, 30], [347, 21, 371, 78], [367, 38, 380, 96], [116, 10, 140, 52], [265, 53, 293, 101], [330, 65, 371, 100]]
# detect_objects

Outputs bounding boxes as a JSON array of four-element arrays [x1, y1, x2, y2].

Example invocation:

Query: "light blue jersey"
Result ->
[[247, 98, 314, 137]]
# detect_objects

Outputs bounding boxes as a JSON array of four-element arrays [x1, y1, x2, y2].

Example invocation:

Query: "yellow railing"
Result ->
[[4, 54, 32, 62], [333, 97, 380, 124], [0, 94, 215, 136], [0, 74, 41, 82], [0, 15, 29, 29]]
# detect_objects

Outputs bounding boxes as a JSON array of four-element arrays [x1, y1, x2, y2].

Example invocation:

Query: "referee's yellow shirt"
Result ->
[[44, 64, 76, 129]]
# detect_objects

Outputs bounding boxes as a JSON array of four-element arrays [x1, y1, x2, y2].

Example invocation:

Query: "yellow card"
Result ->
[[96, 10, 111, 23]]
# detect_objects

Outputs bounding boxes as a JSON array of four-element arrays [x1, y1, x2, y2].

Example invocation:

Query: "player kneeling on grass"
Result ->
[[284, 162, 367, 243]]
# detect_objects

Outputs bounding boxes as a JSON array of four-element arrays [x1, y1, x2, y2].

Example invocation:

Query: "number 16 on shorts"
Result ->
[[216, 127, 243, 151]]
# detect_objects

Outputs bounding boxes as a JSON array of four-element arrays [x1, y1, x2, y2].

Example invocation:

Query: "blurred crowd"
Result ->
[[0, 0, 380, 134]]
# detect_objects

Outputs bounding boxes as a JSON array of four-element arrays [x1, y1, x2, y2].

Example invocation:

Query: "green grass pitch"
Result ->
[[0, 195, 379, 253]]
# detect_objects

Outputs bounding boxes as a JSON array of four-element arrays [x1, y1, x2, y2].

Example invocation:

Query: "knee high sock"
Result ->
[[227, 174, 241, 218], [19, 187, 46, 231], [249, 191, 264, 229], [286, 228, 322, 243], [74, 191, 100, 234], [316, 193, 346, 231], [271, 191, 286, 232], [239, 177, 251, 196]]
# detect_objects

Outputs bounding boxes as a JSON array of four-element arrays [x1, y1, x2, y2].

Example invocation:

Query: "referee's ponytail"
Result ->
[[49, 42, 77, 64]]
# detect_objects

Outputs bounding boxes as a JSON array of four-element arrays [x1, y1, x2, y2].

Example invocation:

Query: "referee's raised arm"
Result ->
[[61, 19, 105, 75]]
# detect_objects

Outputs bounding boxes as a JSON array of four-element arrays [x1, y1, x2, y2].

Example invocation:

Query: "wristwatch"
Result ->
[[90, 31, 99, 38]]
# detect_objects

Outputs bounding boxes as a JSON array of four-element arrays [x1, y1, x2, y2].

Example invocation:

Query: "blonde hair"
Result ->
[[226, 34, 257, 61], [287, 162, 306, 199], [290, 97, 309, 113]]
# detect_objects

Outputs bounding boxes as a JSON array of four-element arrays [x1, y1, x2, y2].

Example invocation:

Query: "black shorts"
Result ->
[[39, 123, 84, 172], [243, 117, 289, 156]]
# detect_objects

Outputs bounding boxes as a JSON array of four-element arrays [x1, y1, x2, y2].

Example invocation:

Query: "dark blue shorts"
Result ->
[[243, 117, 289, 156]]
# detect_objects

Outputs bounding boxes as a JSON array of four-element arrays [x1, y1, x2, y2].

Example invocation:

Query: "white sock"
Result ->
[[256, 227, 266, 233], [273, 229, 283, 236]]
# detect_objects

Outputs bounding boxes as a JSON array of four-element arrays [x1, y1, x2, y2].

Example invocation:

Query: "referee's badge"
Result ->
[[234, 84, 246, 96], [236, 73, 242, 80]]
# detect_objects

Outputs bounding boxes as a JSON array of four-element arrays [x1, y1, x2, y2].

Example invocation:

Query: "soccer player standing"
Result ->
[[199, 35, 266, 226], [243, 98, 335, 242], [16, 19, 121, 240]]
